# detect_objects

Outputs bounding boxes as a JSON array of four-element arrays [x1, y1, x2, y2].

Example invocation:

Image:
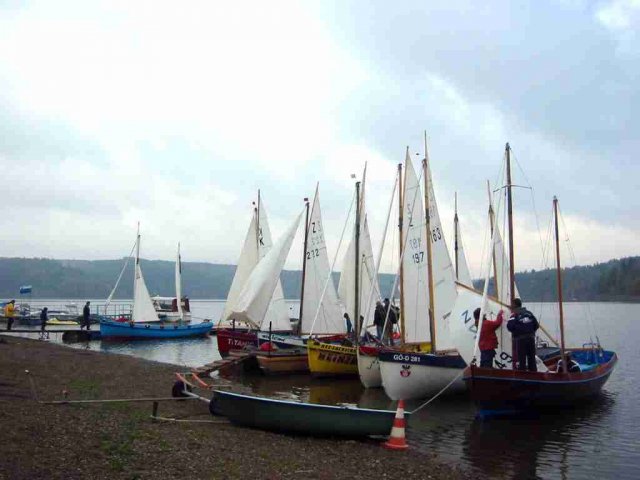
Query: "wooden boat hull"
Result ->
[[99, 320, 213, 339], [256, 350, 309, 374], [216, 329, 257, 356], [463, 350, 618, 413], [210, 389, 406, 437], [256, 332, 346, 349], [379, 350, 467, 400], [358, 345, 382, 388], [307, 339, 357, 377]]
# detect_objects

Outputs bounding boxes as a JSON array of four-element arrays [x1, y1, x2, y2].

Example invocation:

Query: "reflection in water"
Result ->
[[30, 301, 639, 479]]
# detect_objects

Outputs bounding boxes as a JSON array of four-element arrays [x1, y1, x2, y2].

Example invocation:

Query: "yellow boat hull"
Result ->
[[307, 340, 357, 377]]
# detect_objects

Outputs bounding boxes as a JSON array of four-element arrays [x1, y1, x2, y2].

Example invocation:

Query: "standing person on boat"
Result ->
[[374, 301, 385, 341], [474, 308, 504, 368], [507, 298, 539, 371], [383, 298, 397, 346], [81, 301, 91, 331], [4, 300, 16, 331], [343, 312, 353, 337], [40, 307, 48, 333]]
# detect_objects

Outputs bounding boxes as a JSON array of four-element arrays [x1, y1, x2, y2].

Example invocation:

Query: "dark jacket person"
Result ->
[[506, 298, 539, 372]]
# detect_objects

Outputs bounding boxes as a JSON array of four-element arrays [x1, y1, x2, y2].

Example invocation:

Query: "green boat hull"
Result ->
[[210, 390, 407, 438]]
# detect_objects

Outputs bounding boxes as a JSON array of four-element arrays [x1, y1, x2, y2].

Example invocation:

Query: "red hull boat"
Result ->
[[464, 348, 617, 414], [216, 328, 258, 356]]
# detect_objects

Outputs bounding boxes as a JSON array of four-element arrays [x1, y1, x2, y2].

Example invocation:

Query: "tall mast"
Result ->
[[135, 221, 140, 285], [297, 196, 311, 335], [486, 180, 500, 299], [553, 196, 567, 372], [354, 181, 361, 342], [398, 158, 405, 345], [505, 143, 516, 307], [423, 132, 436, 352], [454, 192, 459, 281]]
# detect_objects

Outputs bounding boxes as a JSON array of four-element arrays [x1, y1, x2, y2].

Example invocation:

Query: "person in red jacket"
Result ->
[[474, 308, 504, 368]]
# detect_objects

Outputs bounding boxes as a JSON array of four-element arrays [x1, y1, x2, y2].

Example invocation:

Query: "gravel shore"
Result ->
[[0, 335, 468, 479]]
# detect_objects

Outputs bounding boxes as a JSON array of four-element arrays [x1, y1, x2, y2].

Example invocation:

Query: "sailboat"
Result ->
[[378, 138, 467, 399], [216, 192, 293, 356], [462, 146, 617, 413], [255, 186, 347, 374], [307, 169, 380, 377], [151, 243, 192, 322], [100, 228, 213, 339]]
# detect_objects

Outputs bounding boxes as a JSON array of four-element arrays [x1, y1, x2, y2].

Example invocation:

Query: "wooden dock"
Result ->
[[191, 352, 254, 376], [0, 329, 101, 341]]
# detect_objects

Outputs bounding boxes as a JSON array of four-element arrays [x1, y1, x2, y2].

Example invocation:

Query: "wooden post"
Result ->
[[398, 159, 405, 345], [423, 132, 436, 353], [354, 181, 361, 343], [486, 180, 500, 300], [553, 197, 567, 372], [505, 143, 515, 307], [454, 192, 459, 281], [297, 197, 311, 336]]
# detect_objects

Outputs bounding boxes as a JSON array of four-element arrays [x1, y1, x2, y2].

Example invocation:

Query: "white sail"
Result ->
[[401, 156, 430, 344], [338, 216, 379, 330], [257, 199, 291, 331], [455, 218, 473, 287], [175, 242, 184, 321], [301, 187, 345, 334], [424, 163, 458, 350], [446, 285, 512, 366], [230, 211, 303, 329], [359, 216, 380, 326], [220, 212, 259, 321], [132, 262, 161, 323]]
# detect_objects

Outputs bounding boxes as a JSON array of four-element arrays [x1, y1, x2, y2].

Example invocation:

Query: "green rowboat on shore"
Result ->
[[209, 390, 407, 437]]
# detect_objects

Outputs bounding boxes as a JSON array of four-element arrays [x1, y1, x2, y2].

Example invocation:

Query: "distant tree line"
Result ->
[[1, 256, 639, 302]]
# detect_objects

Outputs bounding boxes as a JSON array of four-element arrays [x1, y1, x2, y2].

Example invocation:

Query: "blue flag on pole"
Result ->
[[19, 285, 32, 294]]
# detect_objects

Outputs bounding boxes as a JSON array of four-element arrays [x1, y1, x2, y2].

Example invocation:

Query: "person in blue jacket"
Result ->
[[506, 298, 539, 372]]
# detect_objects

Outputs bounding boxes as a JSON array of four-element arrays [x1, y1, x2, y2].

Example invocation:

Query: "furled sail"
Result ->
[[401, 156, 430, 344], [230, 211, 303, 329], [301, 187, 345, 334], [220, 212, 259, 321]]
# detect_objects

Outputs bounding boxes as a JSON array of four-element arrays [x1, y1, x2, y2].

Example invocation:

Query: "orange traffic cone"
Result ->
[[383, 399, 408, 450]]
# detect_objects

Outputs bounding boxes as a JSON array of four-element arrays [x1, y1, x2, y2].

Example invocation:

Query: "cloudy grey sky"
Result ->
[[0, 1, 637, 277]]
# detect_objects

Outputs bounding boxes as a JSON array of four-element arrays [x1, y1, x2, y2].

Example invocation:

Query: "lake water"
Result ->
[[11, 300, 639, 479]]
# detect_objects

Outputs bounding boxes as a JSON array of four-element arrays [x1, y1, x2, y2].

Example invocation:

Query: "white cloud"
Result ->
[[595, 0, 640, 55]]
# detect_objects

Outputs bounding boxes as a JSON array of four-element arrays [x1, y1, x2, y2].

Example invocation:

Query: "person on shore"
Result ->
[[40, 307, 48, 332], [374, 301, 385, 341], [506, 298, 539, 372], [474, 307, 504, 368], [81, 301, 91, 331], [4, 300, 16, 331]]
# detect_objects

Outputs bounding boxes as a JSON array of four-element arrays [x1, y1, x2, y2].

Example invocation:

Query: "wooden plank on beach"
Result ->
[[191, 353, 253, 375]]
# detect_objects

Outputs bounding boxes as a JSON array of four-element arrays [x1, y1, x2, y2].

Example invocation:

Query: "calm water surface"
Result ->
[[18, 300, 639, 479]]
